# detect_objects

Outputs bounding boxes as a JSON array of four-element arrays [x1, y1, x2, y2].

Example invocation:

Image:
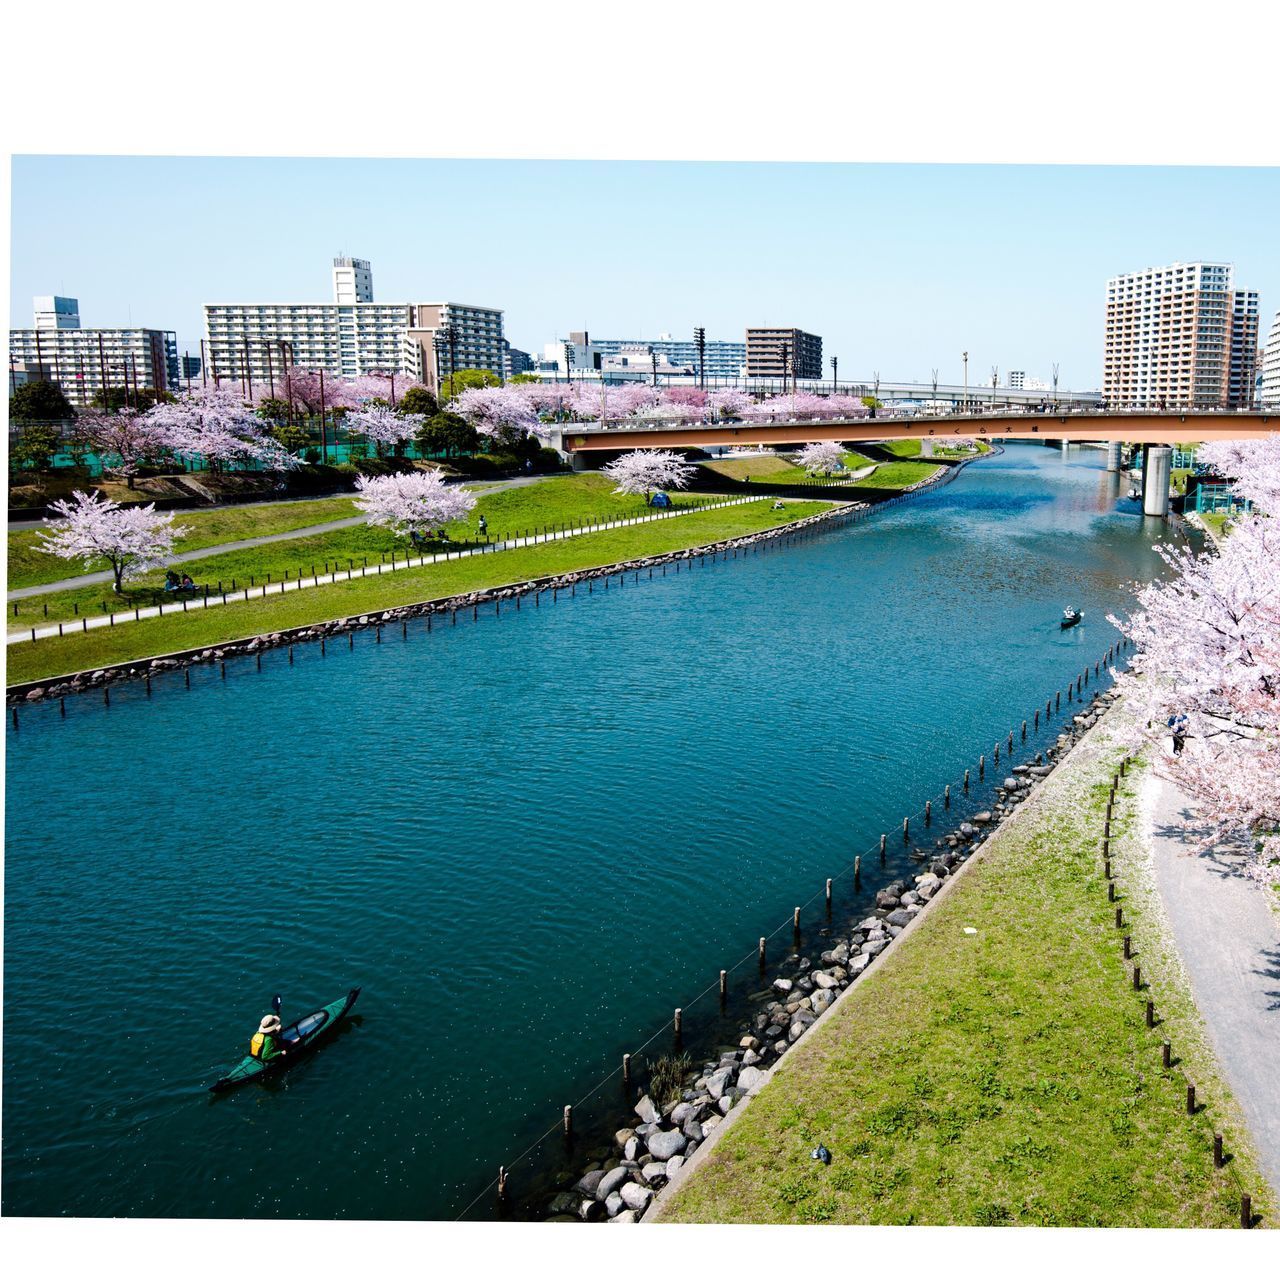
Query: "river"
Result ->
[[2, 443, 1191, 1218]]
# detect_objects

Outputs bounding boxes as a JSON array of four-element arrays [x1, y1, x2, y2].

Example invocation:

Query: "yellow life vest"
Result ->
[[250, 1032, 268, 1059]]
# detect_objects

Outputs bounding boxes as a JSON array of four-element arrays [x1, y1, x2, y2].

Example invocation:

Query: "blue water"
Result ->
[[2, 444, 1186, 1218]]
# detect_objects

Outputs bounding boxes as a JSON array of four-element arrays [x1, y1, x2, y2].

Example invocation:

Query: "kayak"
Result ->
[[209, 988, 361, 1093]]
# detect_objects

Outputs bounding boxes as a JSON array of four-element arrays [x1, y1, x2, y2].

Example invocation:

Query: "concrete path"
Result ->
[[8, 516, 370, 599], [1145, 773, 1280, 1196], [6, 494, 763, 645]]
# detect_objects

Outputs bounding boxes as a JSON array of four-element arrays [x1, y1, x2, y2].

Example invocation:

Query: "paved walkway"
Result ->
[[6, 494, 763, 645], [1145, 773, 1280, 1196]]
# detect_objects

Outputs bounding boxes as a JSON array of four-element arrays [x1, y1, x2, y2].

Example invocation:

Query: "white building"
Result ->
[[1104, 261, 1259, 407], [9, 295, 179, 408], [203, 258, 505, 393], [1261, 310, 1280, 406]]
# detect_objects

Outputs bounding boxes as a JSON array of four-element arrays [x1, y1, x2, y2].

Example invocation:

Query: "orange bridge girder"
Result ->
[[558, 410, 1279, 452]]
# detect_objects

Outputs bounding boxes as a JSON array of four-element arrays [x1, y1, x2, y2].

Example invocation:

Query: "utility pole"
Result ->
[[564, 340, 576, 385], [1052, 362, 1060, 408], [694, 326, 706, 390], [962, 351, 969, 411], [650, 348, 657, 388], [831, 355, 838, 394], [991, 366, 999, 409], [931, 368, 939, 400]]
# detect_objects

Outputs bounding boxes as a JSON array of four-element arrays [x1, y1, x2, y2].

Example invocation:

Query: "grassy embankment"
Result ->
[[7, 495, 832, 684], [655, 707, 1272, 1227], [700, 451, 941, 491], [8, 476, 710, 625], [8, 496, 362, 590]]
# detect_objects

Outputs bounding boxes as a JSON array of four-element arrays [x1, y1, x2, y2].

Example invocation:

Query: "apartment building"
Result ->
[[8, 295, 179, 408], [588, 334, 746, 379], [745, 327, 823, 380], [203, 258, 504, 393], [1103, 262, 1258, 407], [1261, 310, 1280, 406]]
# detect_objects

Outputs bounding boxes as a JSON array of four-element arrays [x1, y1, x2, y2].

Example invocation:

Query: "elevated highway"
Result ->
[[553, 408, 1277, 454]]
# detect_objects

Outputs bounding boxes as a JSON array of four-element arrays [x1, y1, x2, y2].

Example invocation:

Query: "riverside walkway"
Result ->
[[1145, 774, 1280, 1197], [6, 494, 766, 646]]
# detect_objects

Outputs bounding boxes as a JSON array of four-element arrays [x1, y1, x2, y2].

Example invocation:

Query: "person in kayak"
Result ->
[[249, 1014, 289, 1063]]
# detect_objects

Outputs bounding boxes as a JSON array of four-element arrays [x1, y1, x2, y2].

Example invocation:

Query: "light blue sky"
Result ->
[[10, 157, 1279, 389]]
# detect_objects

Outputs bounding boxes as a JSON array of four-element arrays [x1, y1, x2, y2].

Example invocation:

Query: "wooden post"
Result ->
[[879, 834, 887, 862], [925, 800, 932, 825], [902, 816, 909, 842], [854, 857, 861, 888], [623, 1053, 632, 1086], [1162, 1040, 1171, 1068], [719, 970, 728, 1001], [1105, 858, 1112, 878], [497, 1166, 507, 1202], [1123, 934, 1131, 959], [1133, 964, 1142, 990], [964, 768, 970, 791], [825, 878, 833, 907], [944, 784, 951, 808], [1214, 1133, 1223, 1168], [758, 936, 767, 965], [1145, 1000, 1154, 1028], [979, 754, 985, 779], [1021, 719, 1027, 740], [1108, 883, 1116, 902], [563, 1105, 573, 1139], [1186, 1083, 1195, 1114], [793, 906, 801, 933], [1007, 731, 1014, 754], [289, 647, 295, 665], [994, 742, 1000, 764], [1034, 709, 1040, 729], [1056, 691, 1061, 710], [1241, 1194, 1252, 1229], [104, 687, 110, 707], [1115, 906, 1123, 928], [674, 1007, 682, 1041]]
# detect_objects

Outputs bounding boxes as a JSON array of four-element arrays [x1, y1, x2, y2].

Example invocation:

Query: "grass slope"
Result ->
[[9, 475, 711, 623], [656, 707, 1271, 1227], [7, 498, 831, 684], [8, 496, 360, 591]]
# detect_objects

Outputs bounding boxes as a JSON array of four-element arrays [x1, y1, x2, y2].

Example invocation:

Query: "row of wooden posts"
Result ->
[[488, 631, 1136, 1209], [1104, 758, 1254, 1229]]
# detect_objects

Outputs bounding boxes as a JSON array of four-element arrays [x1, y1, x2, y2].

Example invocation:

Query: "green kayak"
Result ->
[[209, 988, 361, 1092]]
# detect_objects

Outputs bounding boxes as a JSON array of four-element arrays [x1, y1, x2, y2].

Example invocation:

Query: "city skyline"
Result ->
[[10, 157, 1280, 390]]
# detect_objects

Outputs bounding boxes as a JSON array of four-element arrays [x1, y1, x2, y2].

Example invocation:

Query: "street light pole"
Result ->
[[831, 355, 838, 394], [962, 352, 969, 411], [694, 326, 706, 390], [991, 366, 998, 410]]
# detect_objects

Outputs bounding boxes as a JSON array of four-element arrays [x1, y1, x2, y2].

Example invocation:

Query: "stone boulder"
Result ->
[[646, 1128, 687, 1160]]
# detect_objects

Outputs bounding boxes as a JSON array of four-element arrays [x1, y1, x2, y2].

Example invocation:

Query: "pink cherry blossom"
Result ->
[[795, 441, 846, 475], [353, 470, 477, 541], [36, 489, 188, 592], [602, 449, 695, 500]]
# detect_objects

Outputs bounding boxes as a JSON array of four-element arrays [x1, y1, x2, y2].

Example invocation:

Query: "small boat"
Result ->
[[1061, 608, 1083, 629], [209, 988, 360, 1092]]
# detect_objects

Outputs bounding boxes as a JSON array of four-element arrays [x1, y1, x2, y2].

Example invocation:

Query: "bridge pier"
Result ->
[[1106, 441, 1123, 472], [1142, 445, 1172, 518]]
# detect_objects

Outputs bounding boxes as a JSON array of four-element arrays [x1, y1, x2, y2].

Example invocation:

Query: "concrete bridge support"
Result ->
[[1143, 445, 1172, 518], [1106, 441, 1123, 472]]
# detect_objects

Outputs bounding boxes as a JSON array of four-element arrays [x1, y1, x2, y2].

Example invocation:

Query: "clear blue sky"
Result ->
[[11, 157, 1279, 390]]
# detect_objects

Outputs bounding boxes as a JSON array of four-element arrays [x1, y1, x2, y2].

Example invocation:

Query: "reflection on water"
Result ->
[[3, 443, 1192, 1219]]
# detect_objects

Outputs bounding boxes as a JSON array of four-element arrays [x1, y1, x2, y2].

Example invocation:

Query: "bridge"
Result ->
[[552, 408, 1277, 454], [548, 408, 1276, 520]]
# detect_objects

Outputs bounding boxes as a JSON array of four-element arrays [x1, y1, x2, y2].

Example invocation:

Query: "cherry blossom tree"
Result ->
[[353, 470, 477, 542], [450, 385, 545, 440], [75, 409, 170, 488], [602, 449, 695, 503], [36, 490, 188, 592], [146, 387, 296, 471], [1109, 434, 1280, 884], [795, 441, 846, 475], [708, 389, 754, 419], [345, 404, 426, 457]]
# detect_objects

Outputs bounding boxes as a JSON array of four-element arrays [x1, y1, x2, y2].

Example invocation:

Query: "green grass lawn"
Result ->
[[655, 708, 1271, 1227], [842, 453, 941, 489], [9, 475, 713, 625], [8, 495, 361, 591], [701, 452, 882, 486], [1197, 512, 1228, 538], [7, 498, 832, 684], [876, 439, 923, 458]]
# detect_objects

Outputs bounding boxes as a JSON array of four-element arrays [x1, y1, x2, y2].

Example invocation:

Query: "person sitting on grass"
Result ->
[[164, 570, 181, 592], [181, 573, 195, 592]]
